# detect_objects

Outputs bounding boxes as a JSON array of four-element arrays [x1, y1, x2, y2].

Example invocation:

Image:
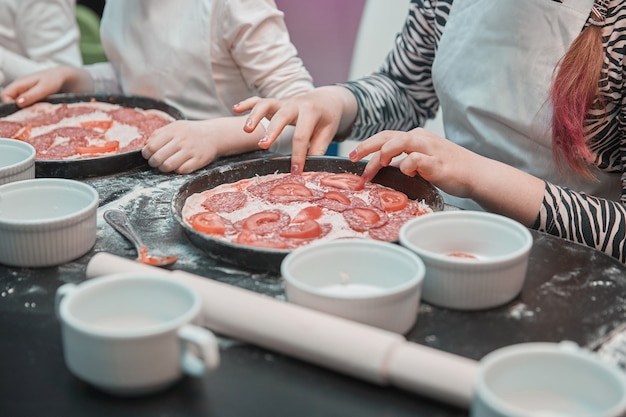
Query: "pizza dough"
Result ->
[[182, 171, 433, 250], [0, 101, 175, 160]]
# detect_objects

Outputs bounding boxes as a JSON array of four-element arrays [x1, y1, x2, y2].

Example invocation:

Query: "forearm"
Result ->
[[466, 157, 545, 227], [534, 183, 626, 263], [213, 116, 267, 157]]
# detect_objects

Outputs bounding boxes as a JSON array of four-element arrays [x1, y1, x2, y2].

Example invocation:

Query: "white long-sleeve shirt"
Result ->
[[87, 0, 314, 121], [0, 0, 82, 87]]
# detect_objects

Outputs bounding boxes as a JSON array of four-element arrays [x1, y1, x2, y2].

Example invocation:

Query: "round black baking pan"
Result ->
[[0, 93, 185, 178], [171, 155, 444, 274]]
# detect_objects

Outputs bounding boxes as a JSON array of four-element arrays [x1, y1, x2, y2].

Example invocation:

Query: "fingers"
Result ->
[[1, 79, 40, 106], [289, 110, 321, 174]]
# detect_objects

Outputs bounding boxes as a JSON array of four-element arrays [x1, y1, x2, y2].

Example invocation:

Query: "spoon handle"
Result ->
[[103, 209, 145, 253]]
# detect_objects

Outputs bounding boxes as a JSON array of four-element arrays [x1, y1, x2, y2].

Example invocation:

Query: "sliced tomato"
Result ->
[[324, 190, 351, 205], [378, 189, 408, 212], [269, 182, 313, 197], [320, 173, 364, 191], [80, 120, 113, 130], [189, 212, 226, 235], [235, 230, 288, 249], [242, 210, 282, 231], [74, 141, 119, 155], [293, 206, 323, 223], [280, 220, 322, 239], [14, 125, 32, 141], [352, 207, 381, 224]]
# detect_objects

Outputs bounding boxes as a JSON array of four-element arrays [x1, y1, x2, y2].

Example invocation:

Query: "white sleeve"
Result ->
[[1, 0, 82, 84], [221, 0, 314, 99], [84, 62, 123, 94]]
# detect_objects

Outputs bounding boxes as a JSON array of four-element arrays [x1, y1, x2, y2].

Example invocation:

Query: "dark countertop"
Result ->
[[1, 150, 625, 417]]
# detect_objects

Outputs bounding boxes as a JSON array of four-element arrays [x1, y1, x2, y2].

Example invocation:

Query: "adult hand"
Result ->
[[233, 85, 358, 174], [0, 66, 93, 107]]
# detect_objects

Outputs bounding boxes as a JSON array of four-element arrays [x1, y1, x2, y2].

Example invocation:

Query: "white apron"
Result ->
[[100, 0, 224, 120], [432, 0, 621, 210]]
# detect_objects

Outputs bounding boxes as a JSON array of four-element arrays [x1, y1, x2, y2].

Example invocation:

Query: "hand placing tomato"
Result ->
[[320, 173, 364, 191]]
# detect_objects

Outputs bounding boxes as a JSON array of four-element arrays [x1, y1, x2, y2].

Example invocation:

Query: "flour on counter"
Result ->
[[506, 302, 535, 320]]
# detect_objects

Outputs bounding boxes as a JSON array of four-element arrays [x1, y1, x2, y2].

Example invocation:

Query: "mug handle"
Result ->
[[54, 283, 77, 320], [178, 324, 220, 377]]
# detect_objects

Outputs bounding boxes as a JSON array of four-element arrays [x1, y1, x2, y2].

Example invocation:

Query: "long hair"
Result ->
[[550, 6, 606, 179]]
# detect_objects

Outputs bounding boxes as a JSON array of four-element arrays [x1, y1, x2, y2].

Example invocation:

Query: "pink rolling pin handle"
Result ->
[[386, 342, 478, 409]]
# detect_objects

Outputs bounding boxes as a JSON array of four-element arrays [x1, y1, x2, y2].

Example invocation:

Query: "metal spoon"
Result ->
[[104, 209, 178, 267]]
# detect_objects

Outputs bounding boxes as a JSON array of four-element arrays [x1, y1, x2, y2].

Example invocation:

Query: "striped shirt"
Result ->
[[342, 0, 626, 263]]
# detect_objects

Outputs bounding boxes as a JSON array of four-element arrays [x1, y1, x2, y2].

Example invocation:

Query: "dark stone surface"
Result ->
[[0, 151, 624, 417]]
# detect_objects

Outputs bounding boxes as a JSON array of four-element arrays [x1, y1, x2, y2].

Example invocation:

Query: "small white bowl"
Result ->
[[0, 138, 35, 185], [281, 239, 425, 334], [0, 178, 99, 267], [399, 211, 533, 310], [472, 342, 626, 417]]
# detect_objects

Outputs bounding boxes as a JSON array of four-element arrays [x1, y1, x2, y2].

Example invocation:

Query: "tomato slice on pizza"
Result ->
[[280, 219, 323, 239], [319, 173, 365, 191], [378, 189, 409, 212], [293, 206, 324, 222], [189, 212, 226, 236], [75, 141, 119, 155]]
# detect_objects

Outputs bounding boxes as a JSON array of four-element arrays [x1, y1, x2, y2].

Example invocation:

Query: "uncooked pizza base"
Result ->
[[0, 101, 175, 160], [182, 171, 433, 250]]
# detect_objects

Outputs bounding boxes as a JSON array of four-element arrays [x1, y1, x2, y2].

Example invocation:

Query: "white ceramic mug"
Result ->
[[55, 273, 220, 396], [472, 341, 626, 417], [0, 138, 35, 185]]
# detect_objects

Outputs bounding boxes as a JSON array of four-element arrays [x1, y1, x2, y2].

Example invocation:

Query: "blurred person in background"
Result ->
[[1, 0, 313, 174], [0, 0, 82, 88]]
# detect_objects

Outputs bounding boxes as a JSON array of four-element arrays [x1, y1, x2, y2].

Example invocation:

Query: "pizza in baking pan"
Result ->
[[181, 171, 433, 250], [0, 100, 175, 160]]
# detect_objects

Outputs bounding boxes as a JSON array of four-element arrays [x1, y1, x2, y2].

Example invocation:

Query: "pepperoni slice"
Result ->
[[247, 174, 306, 200], [235, 230, 289, 249], [119, 137, 146, 152], [202, 191, 247, 213], [317, 190, 352, 212], [343, 207, 388, 232], [268, 182, 322, 203], [0, 121, 24, 138], [236, 209, 290, 236], [56, 104, 101, 119]]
